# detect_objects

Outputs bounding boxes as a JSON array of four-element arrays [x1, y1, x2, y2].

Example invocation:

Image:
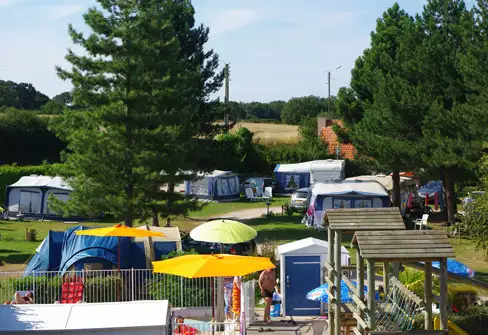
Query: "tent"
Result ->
[[346, 175, 417, 215], [184, 170, 240, 201], [23, 225, 181, 276], [419, 180, 445, 210], [305, 180, 390, 228], [24, 230, 64, 276], [58, 226, 131, 275], [274, 160, 345, 194], [5, 175, 72, 218], [133, 226, 182, 268]]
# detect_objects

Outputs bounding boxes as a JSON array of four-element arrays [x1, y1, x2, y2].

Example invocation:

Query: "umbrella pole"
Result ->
[[212, 277, 215, 335], [118, 236, 121, 272], [117, 236, 121, 302]]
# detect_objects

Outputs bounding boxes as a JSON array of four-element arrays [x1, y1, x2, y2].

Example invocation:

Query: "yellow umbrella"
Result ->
[[76, 224, 165, 270], [152, 254, 275, 321], [152, 254, 274, 278]]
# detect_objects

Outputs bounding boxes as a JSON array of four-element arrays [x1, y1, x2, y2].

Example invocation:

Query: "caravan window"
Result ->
[[353, 199, 372, 208], [333, 198, 351, 209]]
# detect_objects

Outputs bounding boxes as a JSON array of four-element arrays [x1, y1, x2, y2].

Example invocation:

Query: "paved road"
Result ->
[[217, 206, 283, 221]]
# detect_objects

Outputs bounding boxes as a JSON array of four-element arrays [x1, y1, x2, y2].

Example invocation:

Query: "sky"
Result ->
[[0, 0, 466, 102]]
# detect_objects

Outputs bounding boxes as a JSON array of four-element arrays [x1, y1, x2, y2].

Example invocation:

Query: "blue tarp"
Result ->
[[24, 230, 64, 276], [58, 226, 131, 274], [430, 259, 475, 278], [306, 280, 379, 303]]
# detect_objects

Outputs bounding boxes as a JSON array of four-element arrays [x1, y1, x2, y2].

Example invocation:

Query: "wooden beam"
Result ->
[[383, 262, 389, 297], [439, 258, 448, 330], [334, 230, 342, 335], [352, 311, 369, 332], [327, 226, 335, 335], [424, 262, 433, 330], [367, 259, 376, 331]]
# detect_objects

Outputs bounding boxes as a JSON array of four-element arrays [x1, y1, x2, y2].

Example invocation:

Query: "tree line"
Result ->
[[335, 0, 488, 225]]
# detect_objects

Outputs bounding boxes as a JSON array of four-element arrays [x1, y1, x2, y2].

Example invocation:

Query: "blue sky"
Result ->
[[0, 0, 460, 102]]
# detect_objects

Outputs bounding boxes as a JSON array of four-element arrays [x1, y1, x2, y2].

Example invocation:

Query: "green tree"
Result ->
[[344, 3, 426, 208], [54, 0, 223, 225], [0, 80, 49, 110], [52, 92, 72, 106], [416, 0, 486, 224], [41, 100, 64, 115], [281, 95, 329, 125]]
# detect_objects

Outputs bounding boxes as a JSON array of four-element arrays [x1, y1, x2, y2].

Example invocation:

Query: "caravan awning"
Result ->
[[7, 176, 72, 191], [311, 181, 388, 197]]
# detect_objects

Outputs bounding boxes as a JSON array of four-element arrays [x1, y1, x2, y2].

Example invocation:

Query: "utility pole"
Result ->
[[224, 63, 230, 133], [327, 71, 331, 118]]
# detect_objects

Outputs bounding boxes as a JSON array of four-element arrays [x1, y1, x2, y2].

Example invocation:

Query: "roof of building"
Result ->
[[320, 120, 356, 160], [277, 237, 349, 255], [352, 230, 455, 261], [325, 207, 405, 232]]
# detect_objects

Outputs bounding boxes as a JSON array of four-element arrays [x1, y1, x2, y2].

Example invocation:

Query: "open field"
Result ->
[[231, 121, 300, 146]]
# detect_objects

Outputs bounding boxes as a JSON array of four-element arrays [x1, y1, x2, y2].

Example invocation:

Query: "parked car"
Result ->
[[181, 234, 257, 255], [290, 187, 310, 212]]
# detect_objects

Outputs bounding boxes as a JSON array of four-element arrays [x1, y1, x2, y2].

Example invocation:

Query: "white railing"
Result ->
[[241, 280, 256, 326], [0, 269, 215, 308]]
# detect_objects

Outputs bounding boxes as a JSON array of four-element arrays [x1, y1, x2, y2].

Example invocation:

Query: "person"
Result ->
[[223, 277, 233, 320], [259, 268, 276, 323], [174, 315, 199, 335], [8, 291, 34, 304]]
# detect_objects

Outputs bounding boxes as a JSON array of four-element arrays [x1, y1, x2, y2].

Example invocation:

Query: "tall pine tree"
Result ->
[[54, 0, 223, 226]]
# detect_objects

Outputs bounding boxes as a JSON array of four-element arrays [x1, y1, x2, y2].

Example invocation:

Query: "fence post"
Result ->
[[82, 269, 85, 302], [180, 276, 184, 307], [131, 268, 135, 302]]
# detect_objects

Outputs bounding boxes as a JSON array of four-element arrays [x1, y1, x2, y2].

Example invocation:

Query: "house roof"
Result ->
[[320, 120, 356, 160], [277, 237, 349, 256]]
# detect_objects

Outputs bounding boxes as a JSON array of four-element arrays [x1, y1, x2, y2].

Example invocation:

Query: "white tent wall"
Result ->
[[0, 300, 170, 335], [7, 187, 43, 214]]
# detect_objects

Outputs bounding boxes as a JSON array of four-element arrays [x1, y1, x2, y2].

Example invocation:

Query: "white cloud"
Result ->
[[208, 9, 258, 36], [46, 5, 84, 20]]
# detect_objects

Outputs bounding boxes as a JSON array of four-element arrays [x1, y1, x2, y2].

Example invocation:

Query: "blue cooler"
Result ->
[[270, 292, 281, 317]]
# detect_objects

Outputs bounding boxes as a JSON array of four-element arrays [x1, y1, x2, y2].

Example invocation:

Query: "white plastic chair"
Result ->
[[415, 214, 429, 230], [245, 188, 259, 202], [263, 187, 273, 201]]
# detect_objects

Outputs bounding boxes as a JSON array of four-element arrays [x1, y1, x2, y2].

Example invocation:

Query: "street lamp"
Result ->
[[327, 65, 342, 117]]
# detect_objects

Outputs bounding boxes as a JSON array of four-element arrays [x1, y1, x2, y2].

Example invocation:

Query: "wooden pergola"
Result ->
[[324, 208, 405, 335], [353, 230, 455, 333]]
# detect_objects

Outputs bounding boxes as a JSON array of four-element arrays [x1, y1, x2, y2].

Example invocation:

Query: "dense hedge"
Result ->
[[413, 306, 488, 335], [0, 164, 65, 204]]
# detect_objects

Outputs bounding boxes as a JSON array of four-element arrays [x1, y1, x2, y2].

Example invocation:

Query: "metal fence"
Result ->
[[0, 269, 215, 308], [241, 280, 256, 326]]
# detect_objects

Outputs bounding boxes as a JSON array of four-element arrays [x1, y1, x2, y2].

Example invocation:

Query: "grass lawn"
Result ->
[[0, 196, 290, 266]]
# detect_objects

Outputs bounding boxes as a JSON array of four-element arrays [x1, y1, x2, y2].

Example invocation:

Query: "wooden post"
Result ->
[[327, 226, 335, 335], [392, 262, 400, 278], [424, 262, 433, 330], [367, 259, 376, 331], [334, 230, 342, 335], [355, 245, 364, 333], [356, 246, 364, 301], [383, 262, 389, 298], [439, 258, 448, 330]]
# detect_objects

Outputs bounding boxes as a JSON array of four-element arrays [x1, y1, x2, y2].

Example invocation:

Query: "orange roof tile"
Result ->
[[320, 120, 356, 160]]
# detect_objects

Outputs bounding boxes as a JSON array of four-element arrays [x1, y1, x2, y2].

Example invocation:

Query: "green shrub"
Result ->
[[449, 305, 488, 335]]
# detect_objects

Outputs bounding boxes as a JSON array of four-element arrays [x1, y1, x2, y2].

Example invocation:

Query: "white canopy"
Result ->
[[345, 175, 415, 191], [311, 181, 388, 197], [278, 237, 349, 256], [274, 160, 345, 173], [8, 175, 72, 191], [0, 300, 169, 334]]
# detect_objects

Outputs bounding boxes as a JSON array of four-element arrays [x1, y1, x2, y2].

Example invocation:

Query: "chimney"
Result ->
[[317, 117, 327, 137]]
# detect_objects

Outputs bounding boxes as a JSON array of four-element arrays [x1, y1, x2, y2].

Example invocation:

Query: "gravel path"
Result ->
[[217, 206, 283, 221]]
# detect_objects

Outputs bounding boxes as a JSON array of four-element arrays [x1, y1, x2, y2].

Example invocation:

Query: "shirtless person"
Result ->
[[259, 268, 276, 323]]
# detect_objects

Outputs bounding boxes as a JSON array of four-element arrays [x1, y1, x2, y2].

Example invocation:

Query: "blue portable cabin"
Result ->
[[23, 230, 64, 276], [274, 160, 345, 194], [305, 180, 390, 229], [5, 175, 73, 219], [184, 170, 240, 202], [278, 238, 350, 316]]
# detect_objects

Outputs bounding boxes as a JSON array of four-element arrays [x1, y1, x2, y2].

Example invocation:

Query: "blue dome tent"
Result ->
[[24, 230, 64, 276], [58, 226, 131, 274]]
